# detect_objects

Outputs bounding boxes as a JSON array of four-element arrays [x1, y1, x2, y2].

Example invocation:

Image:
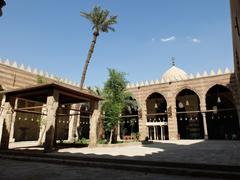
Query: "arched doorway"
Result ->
[[206, 85, 239, 140], [120, 97, 139, 139], [146, 92, 168, 140], [176, 89, 204, 139]]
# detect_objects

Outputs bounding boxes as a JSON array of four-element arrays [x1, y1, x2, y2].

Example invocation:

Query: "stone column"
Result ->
[[0, 95, 14, 150], [38, 104, 47, 145], [138, 102, 148, 141], [202, 113, 208, 140], [168, 99, 178, 140], [200, 96, 208, 140], [9, 98, 18, 142], [117, 121, 121, 141], [88, 101, 100, 148], [44, 90, 59, 152], [68, 104, 80, 142], [161, 126, 164, 140], [153, 126, 156, 140]]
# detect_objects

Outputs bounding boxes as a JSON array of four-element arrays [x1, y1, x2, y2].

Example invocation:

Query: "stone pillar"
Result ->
[[161, 126, 164, 140], [138, 102, 148, 141], [9, 98, 18, 142], [168, 99, 178, 140], [0, 95, 14, 150], [117, 121, 121, 141], [153, 126, 156, 140], [202, 113, 208, 140], [200, 96, 208, 140], [88, 101, 100, 148], [38, 104, 47, 145], [44, 90, 59, 152], [68, 104, 80, 142]]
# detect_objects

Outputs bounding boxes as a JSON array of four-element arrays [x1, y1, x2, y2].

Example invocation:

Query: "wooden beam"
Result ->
[[59, 90, 90, 102], [18, 97, 44, 104], [16, 105, 44, 111], [14, 109, 47, 115], [146, 112, 168, 116]]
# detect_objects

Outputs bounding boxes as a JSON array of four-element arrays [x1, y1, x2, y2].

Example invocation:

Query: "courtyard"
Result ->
[[0, 1, 240, 179], [8, 140, 240, 166]]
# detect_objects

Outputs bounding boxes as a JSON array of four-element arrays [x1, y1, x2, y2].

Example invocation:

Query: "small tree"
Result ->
[[102, 69, 128, 144]]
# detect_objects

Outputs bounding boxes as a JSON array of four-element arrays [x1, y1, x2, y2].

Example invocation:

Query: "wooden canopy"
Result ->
[[0, 83, 103, 104]]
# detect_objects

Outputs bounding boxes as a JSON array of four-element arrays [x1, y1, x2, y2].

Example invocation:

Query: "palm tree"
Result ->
[[79, 6, 117, 89], [0, 0, 6, 17]]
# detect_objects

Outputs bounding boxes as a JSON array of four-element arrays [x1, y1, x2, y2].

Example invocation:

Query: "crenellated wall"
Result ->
[[0, 59, 86, 90]]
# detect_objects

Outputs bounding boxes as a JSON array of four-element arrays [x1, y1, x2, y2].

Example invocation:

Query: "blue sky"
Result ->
[[0, 0, 233, 87]]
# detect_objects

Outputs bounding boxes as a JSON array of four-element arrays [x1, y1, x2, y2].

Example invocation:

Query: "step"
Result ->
[[0, 152, 240, 179]]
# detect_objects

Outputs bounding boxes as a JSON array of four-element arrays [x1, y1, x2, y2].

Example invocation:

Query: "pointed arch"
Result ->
[[146, 92, 168, 140], [205, 84, 239, 139], [176, 88, 204, 139]]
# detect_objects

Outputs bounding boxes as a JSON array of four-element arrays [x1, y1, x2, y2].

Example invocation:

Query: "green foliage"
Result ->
[[77, 138, 89, 144], [80, 5, 117, 34], [97, 139, 107, 144], [36, 75, 47, 84], [102, 69, 128, 133]]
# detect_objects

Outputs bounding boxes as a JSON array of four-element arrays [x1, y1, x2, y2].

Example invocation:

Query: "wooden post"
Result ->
[[88, 101, 100, 148], [44, 90, 59, 152]]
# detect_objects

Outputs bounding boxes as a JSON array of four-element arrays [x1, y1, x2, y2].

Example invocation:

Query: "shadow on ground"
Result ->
[[6, 140, 240, 167]]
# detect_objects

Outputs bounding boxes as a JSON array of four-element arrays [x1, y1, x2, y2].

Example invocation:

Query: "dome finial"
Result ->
[[171, 57, 175, 66]]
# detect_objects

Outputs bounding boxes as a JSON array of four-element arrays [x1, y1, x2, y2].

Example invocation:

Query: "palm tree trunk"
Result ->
[[80, 32, 99, 89]]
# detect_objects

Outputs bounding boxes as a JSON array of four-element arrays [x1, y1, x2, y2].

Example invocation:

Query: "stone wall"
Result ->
[[127, 72, 240, 140]]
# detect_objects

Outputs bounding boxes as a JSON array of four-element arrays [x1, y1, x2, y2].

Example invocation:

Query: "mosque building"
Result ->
[[124, 61, 240, 140], [0, 0, 239, 144], [0, 59, 239, 142]]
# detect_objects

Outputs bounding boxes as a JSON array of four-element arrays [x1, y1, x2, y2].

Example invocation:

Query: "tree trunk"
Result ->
[[80, 32, 99, 89], [108, 129, 113, 144]]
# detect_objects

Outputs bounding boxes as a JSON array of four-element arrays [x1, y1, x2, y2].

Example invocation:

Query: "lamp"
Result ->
[[186, 100, 190, 106], [217, 86, 221, 104]]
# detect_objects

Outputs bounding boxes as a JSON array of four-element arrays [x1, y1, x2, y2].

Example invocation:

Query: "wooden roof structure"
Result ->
[[0, 83, 103, 104]]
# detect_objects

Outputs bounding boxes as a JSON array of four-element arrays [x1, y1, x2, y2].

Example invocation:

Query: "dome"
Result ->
[[161, 65, 188, 82]]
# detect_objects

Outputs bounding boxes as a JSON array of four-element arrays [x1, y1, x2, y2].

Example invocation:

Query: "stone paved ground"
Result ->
[[10, 140, 240, 166], [0, 159, 222, 180]]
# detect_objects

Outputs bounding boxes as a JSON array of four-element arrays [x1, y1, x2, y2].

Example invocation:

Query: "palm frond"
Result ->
[[80, 5, 117, 34]]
